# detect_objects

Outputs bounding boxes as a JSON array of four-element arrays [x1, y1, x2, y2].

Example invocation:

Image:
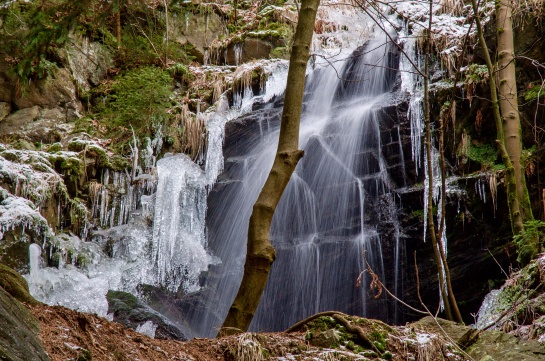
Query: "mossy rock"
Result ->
[[0, 232, 32, 274], [0, 287, 50, 361], [0, 263, 39, 306]]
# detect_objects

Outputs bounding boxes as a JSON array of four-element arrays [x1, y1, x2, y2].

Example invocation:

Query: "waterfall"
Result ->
[[24, 5, 414, 339], [175, 24, 406, 336]]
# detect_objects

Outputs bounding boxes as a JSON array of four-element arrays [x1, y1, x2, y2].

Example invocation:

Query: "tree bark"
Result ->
[[423, 0, 462, 323], [471, 0, 523, 234], [471, 0, 536, 264], [496, 0, 535, 227], [219, 0, 320, 336]]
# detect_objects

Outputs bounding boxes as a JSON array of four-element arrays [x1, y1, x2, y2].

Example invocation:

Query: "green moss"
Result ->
[[0, 263, 40, 305], [169, 63, 194, 83], [99, 66, 173, 131], [382, 350, 393, 360], [109, 155, 131, 171], [270, 46, 289, 59], [47, 143, 63, 153], [513, 220, 545, 265], [467, 143, 498, 168], [76, 348, 92, 361], [60, 157, 84, 180], [107, 290, 140, 312], [410, 209, 425, 219]]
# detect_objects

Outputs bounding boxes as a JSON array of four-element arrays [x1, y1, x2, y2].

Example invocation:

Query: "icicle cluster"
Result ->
[[90, 169, 154, 229]]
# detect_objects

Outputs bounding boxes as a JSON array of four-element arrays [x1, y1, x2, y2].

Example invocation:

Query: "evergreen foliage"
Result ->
[[100, 66, 173, 129], [513, 220, 545, 265]]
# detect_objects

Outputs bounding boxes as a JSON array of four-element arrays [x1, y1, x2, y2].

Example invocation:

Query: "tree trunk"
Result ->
[[423, 7, 451, 323], [219, 0, 320, 336], [496, 0, 535, 228], [471, 0, 536, 264], [471, 0, 521, 232], [423, 0, 462, 323]]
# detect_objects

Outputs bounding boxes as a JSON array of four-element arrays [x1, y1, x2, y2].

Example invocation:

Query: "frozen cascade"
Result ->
[[475, 289, 501, 329], [151, 154, 218, 293], [234, 43, 243, 66], [26, 243, 115, 316], [24, 59, 291, 318], [151, 60, 292, 292], [400, 25, 424, 173]]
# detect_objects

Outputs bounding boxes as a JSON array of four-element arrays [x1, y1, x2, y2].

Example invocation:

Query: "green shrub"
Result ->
[[467, 143, 497, 168], [103, 66, 173, 129], [514, 220, 545, 265]]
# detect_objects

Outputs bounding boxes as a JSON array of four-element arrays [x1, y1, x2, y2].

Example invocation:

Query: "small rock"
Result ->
[[308, 328, 341, 348]]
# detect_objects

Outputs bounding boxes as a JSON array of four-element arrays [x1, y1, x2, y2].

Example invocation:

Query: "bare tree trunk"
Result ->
[[471, 0, 522, 231], [437, 111, 463, 323], [219, 0, 320, 336], [471, 0, 536, 264], [423, 0, 463, 323], [164, 0, 168, 65], [496, 0, 535, 227]]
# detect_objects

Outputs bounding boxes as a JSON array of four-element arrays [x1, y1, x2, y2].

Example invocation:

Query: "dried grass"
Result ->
[[438, 0, 465, 16], [488, 172, 498, 210], [177, 104, 206, 161], [235, 333, 264, 361]]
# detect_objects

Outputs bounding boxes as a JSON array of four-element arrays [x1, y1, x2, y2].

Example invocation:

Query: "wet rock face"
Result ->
[[107, 290, 189, 341], [62, 35, 114, 91], [0, 63, 80, 143], [0, 272, 49, 361], [14, 68, 81, 112]]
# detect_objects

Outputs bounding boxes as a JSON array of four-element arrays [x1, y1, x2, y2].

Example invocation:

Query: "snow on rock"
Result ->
[[0, 148, 70, 208], [389, 0, 495, 73], [0, 187, 53, 241]]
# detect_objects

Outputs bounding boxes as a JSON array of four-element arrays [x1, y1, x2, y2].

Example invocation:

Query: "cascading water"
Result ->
[[24, 4, 418, 339], [176, 23, 408, 336]]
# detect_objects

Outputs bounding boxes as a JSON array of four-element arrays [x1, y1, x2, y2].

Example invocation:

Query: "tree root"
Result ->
[[285, 311, 382, 356]]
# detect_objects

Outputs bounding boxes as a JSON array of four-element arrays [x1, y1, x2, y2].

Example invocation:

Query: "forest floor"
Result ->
[[32, 303, 331, 361], [31, 302, 472, 361]]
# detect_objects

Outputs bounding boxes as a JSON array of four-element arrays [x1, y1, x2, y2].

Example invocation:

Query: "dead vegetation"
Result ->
[[30, 301, 470, 361]]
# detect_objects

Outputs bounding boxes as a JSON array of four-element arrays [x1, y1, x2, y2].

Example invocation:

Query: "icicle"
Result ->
[[234, 43, 243, 66]]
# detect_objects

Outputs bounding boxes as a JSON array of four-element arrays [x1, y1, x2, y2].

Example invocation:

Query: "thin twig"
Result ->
[[485, 248, 509, 278]]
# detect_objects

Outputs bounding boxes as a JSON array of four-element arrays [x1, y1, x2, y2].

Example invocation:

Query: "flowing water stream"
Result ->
[[180, 28, 408, 336]]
